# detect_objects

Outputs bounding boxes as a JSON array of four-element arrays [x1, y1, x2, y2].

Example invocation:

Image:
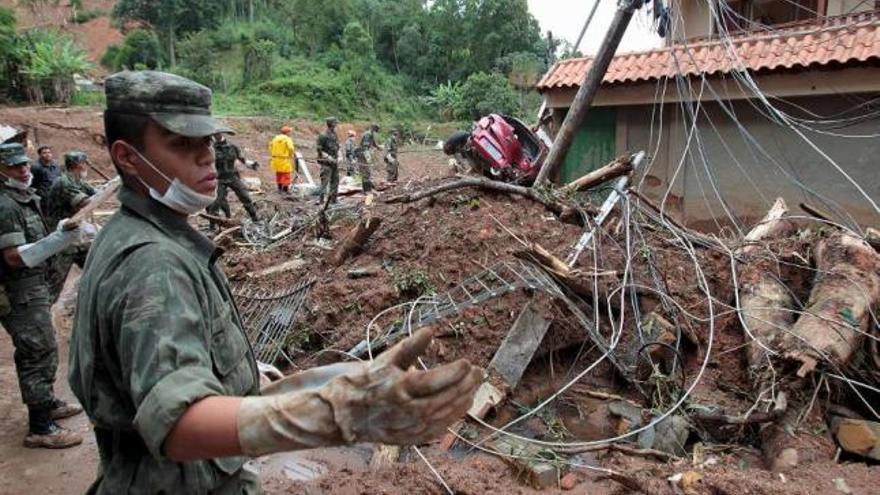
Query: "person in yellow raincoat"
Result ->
[[269, 126, 295, 193]]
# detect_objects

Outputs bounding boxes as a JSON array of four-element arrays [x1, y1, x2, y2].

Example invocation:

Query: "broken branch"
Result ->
[[560, 155, 633, 193], [328, 217, 382, 267], [384, 175, 569, 217]]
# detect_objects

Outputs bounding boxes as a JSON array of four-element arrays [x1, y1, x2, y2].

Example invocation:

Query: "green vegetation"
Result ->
[[0, 7, 91, 105], [2, 0, 558, 123]]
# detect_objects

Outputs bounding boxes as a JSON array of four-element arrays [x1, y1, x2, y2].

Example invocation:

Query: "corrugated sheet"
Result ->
[[537, 11, 880, 91]]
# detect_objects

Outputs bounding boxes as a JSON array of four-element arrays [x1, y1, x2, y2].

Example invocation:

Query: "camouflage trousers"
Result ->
[[345, 158, 356, 176], [208, 176, 259, 222], [385, 155, 399, 182], [318, 161, 339, 202], [356, 154, 373, 193], [48, 248, 88, 304], [0, 281, 58, 407]]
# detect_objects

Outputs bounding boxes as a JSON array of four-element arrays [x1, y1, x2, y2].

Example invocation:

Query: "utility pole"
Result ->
[[534, 0, 644, 186], [573, 1, 602, 54]]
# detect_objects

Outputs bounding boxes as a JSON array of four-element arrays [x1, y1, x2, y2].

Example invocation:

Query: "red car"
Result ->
[[443, 114, 548, 185]]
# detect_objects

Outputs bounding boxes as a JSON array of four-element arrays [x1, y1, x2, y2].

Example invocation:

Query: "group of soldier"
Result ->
[[0, 143, 99, 449], [206, 119, 402, 229], [0, 70, 478, 494], [282, 119, 401, 205]]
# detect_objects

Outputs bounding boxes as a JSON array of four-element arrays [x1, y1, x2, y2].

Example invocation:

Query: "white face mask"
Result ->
[[125, 144, 217, 215], [4, 173, 33, 191]]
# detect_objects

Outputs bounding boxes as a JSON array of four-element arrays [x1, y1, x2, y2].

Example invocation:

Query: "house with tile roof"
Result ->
[[537, 0, 880, 230]]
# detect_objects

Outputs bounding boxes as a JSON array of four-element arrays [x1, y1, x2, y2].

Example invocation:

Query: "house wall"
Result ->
[[670, 0, 876, 42], [826, 0, 876, 16], [615, 93, 880, 230], [670, 0, 715, 41]]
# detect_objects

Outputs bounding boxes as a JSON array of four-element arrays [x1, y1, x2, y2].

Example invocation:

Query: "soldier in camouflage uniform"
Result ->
[[384, 129, 400, 183], [316, 117, 340, 204], [0, 142, 84, 450], [45, 151, 97, 301], [356, 123, 381, 193], [344, 129, 357, 176], [206, 135, 259, 228], [68, 71, 480, 494]]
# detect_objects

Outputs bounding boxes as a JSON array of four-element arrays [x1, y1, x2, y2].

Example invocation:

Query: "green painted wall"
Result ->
[[560, 107, 617, 184]]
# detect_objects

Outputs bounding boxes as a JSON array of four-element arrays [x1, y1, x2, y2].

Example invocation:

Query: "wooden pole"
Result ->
[[533, 0, 642, 186]]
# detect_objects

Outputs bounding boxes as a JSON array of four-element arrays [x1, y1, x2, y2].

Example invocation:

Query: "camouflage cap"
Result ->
[[104, 70, 233, 138], [0, 143, 31, 167], [64, 151, 88, 168]]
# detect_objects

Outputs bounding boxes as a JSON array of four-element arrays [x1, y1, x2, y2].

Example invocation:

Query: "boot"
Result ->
[[315, 194, 325, 205], [24, 423, 83, 449], [25, 405, 83, 449], [49, 398, 83, 420]]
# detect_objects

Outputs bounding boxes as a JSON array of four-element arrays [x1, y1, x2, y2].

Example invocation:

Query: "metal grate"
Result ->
[[232, 277, 316, 365]]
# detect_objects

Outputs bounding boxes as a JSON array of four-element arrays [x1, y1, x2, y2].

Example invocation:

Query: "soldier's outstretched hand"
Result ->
[[319, 327, 483, 445]]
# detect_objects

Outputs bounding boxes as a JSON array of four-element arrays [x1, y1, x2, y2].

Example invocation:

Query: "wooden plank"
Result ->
[[488, 302, 552, 388], [70, 176, 121, 223], [441, 301, 552, 451]]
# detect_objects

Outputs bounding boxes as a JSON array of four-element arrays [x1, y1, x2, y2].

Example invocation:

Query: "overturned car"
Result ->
[[443, 114, 550, 185]]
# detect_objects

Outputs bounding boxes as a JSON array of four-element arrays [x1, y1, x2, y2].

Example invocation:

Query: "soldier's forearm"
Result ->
[[164, 396, 244, 462]]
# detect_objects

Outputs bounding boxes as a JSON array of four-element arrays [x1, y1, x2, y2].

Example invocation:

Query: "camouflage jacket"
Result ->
[[344, 137, 356, 161], [31, 159, 61, 202], [45, 171, 97, 227], [0, 184, 50, 284], [358, 130, 379, 153], [386, 135, 399, 158], [214, 140, 244, 180], [68, 186, 260, 495], [316, 129, 340, 164]]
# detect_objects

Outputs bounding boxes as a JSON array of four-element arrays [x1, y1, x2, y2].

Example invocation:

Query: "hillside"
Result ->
[[0, 0, 121, 71]]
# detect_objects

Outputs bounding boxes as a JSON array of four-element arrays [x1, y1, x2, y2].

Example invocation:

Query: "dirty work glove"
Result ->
[[256, 361, 285, 389], [237, 327, 482, 457], [260, 361, 363, 395], [17, 220, 81, 268], [75, 222, 98, 246]]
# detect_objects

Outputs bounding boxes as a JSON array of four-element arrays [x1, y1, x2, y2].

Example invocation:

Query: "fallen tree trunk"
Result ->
[[736, 198, 798, 374], [384, 175, 569, 217], [786, 232, 880, 377], [560, 155, 633, 193], [733, 199, 804, 471], [328, 217, 382, 267]]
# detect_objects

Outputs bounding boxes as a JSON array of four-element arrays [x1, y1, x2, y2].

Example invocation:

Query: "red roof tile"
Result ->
[[537, 11, 880, 92]]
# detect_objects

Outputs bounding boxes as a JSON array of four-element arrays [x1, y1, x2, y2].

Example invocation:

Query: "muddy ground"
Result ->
[[0, 106, 878, 494]]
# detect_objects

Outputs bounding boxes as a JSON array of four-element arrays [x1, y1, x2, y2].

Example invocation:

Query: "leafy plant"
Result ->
[[12, 29, 91, 104], [393, 269, 435, 300]]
